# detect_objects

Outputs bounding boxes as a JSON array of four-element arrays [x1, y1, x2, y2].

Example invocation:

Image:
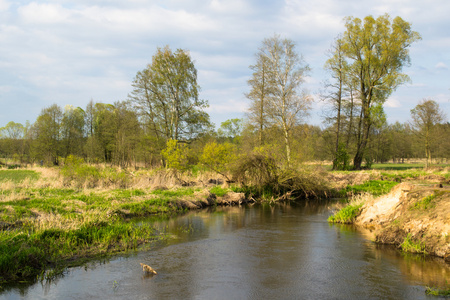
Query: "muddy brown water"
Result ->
[[2, 201, 449, 299]]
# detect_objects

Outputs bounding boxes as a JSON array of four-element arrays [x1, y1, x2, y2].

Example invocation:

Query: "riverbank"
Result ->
[[1, 164, 292, 285], [1, 165, 449, 286], [355, 182, 450, 260]]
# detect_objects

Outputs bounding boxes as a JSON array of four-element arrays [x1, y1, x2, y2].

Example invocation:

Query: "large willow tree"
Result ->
[[129, 46, 211, 142], [335, 14, 421, 169]]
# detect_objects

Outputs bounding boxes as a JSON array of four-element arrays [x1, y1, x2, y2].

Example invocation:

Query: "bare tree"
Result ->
[[248, 34, 312, 166]]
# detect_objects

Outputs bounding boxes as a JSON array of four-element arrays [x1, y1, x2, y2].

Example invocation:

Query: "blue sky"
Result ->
[[0, 0, 449, 128]]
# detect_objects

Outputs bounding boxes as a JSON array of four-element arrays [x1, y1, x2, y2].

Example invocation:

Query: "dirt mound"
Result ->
[[355, 183, 450, 260]]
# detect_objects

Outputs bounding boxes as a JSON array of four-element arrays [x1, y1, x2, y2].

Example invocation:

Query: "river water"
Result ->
[[2, 201, 449, 299]]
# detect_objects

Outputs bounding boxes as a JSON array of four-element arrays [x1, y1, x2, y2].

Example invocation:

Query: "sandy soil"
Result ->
[[355, 182, 450, 260]]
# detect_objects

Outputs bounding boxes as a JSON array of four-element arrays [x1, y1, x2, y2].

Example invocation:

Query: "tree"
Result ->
[[217, 118, 244, 142], [31, 104, 63, 165], [129, 45, 211, 142], [61, 105, 86, 158], [338, 14, 421, 169], [248, 35, 312, 166], [246, 50, 273, 145], [410, 99, 446, 167], [323, 36, 349, 170], [0, 121, 25, 164], [200, 141, 237, 180]]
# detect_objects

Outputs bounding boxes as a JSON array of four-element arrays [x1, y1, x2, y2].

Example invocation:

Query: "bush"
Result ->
[[161, 139, 189, 171], [200, 141, 237, 180], [328, 203, 363, 223]]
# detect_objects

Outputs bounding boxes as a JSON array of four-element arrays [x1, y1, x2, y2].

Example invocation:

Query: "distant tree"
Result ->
[[129, 46, 211, 142], [61, 105, 85, 158], [31, 104, 63, 165], [0, 121, 25, 164], [338, 14, 421, 169], [217, 118, 244, 142], [410, 99, 446, 167]]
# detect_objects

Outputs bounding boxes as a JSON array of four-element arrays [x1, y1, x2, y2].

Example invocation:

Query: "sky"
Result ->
[[0, 0, 449, 129]]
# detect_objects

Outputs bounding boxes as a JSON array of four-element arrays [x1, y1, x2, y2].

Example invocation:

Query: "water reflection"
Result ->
[[1, 202, 448, 299]]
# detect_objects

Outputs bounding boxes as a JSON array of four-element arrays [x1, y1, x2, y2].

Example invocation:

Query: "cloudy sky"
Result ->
[[0, 0, 449, 128]]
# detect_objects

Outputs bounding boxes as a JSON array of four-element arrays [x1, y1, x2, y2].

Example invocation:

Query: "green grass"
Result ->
[[0, 185, 212, 284], [0, 220, 159, 283], [400, 234, 427, 254], [209, 186, 230, 197], [426, 286, 450, 297], [0, 170, 39, 183], [340, 180, 399, 197], [371, 163, 425, 170], [328, 203, 363, 223], [410, 194, 436, 210]]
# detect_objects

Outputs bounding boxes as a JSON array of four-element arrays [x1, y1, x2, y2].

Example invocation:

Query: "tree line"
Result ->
[[0, 14, 448, 170]]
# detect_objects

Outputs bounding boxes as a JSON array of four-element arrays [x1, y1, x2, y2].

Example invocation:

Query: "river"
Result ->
[[1, 201, 449, 299]]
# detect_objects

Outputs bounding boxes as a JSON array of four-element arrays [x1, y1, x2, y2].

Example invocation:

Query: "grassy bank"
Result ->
[[2, 163, 448, 286], [0, 168, 222, 285]]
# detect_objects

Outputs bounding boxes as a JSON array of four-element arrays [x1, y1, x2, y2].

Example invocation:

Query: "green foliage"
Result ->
[[400, 234, 427, 254], [200, 141, 237, 179], [332, 143, 350, 170], [337, 14, 421, 169], [328, 203, 363, 223], [341, 180, 399, 197], [129, 45, 211, 142], [161, 139, 189, 171], [217, 118, 243, 140], [410, 194, 436, 210], [61, 155, 101, 185]]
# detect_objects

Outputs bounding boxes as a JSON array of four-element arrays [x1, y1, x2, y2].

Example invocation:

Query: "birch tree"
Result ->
[[248, 35, 312, 166]]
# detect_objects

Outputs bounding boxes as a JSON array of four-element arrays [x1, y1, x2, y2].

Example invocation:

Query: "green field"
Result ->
[[0, 170, 39, 183]]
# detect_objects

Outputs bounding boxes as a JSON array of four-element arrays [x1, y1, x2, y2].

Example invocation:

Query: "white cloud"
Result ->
[[0, 0, 9, 12], [206, 98, 249, 114], [384, 97, 401, 108], [435, 62, 448, 70], [18, 2, 71, 24], [209, 0, 250, 14]]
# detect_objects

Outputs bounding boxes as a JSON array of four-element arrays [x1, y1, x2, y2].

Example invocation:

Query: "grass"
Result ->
[[426, 285, 450, 297], [400, 234, 427, 254], [0, 170, 39, 183], [410, 194, 436, 210], [0, 220, 159, 282], [340, 180, 399, 197], [209, 186, 231, 197], [0, 168, 215, 285], [328, 203, 363, 223]]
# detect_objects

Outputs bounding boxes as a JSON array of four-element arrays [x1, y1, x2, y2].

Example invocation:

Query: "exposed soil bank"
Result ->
[[355, 182, 450, 260]]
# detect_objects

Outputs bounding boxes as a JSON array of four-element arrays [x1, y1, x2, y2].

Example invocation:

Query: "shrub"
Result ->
[[161, 139, 189, 171], [200, 141, 237, 180], [328, 203, 363, 223]]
